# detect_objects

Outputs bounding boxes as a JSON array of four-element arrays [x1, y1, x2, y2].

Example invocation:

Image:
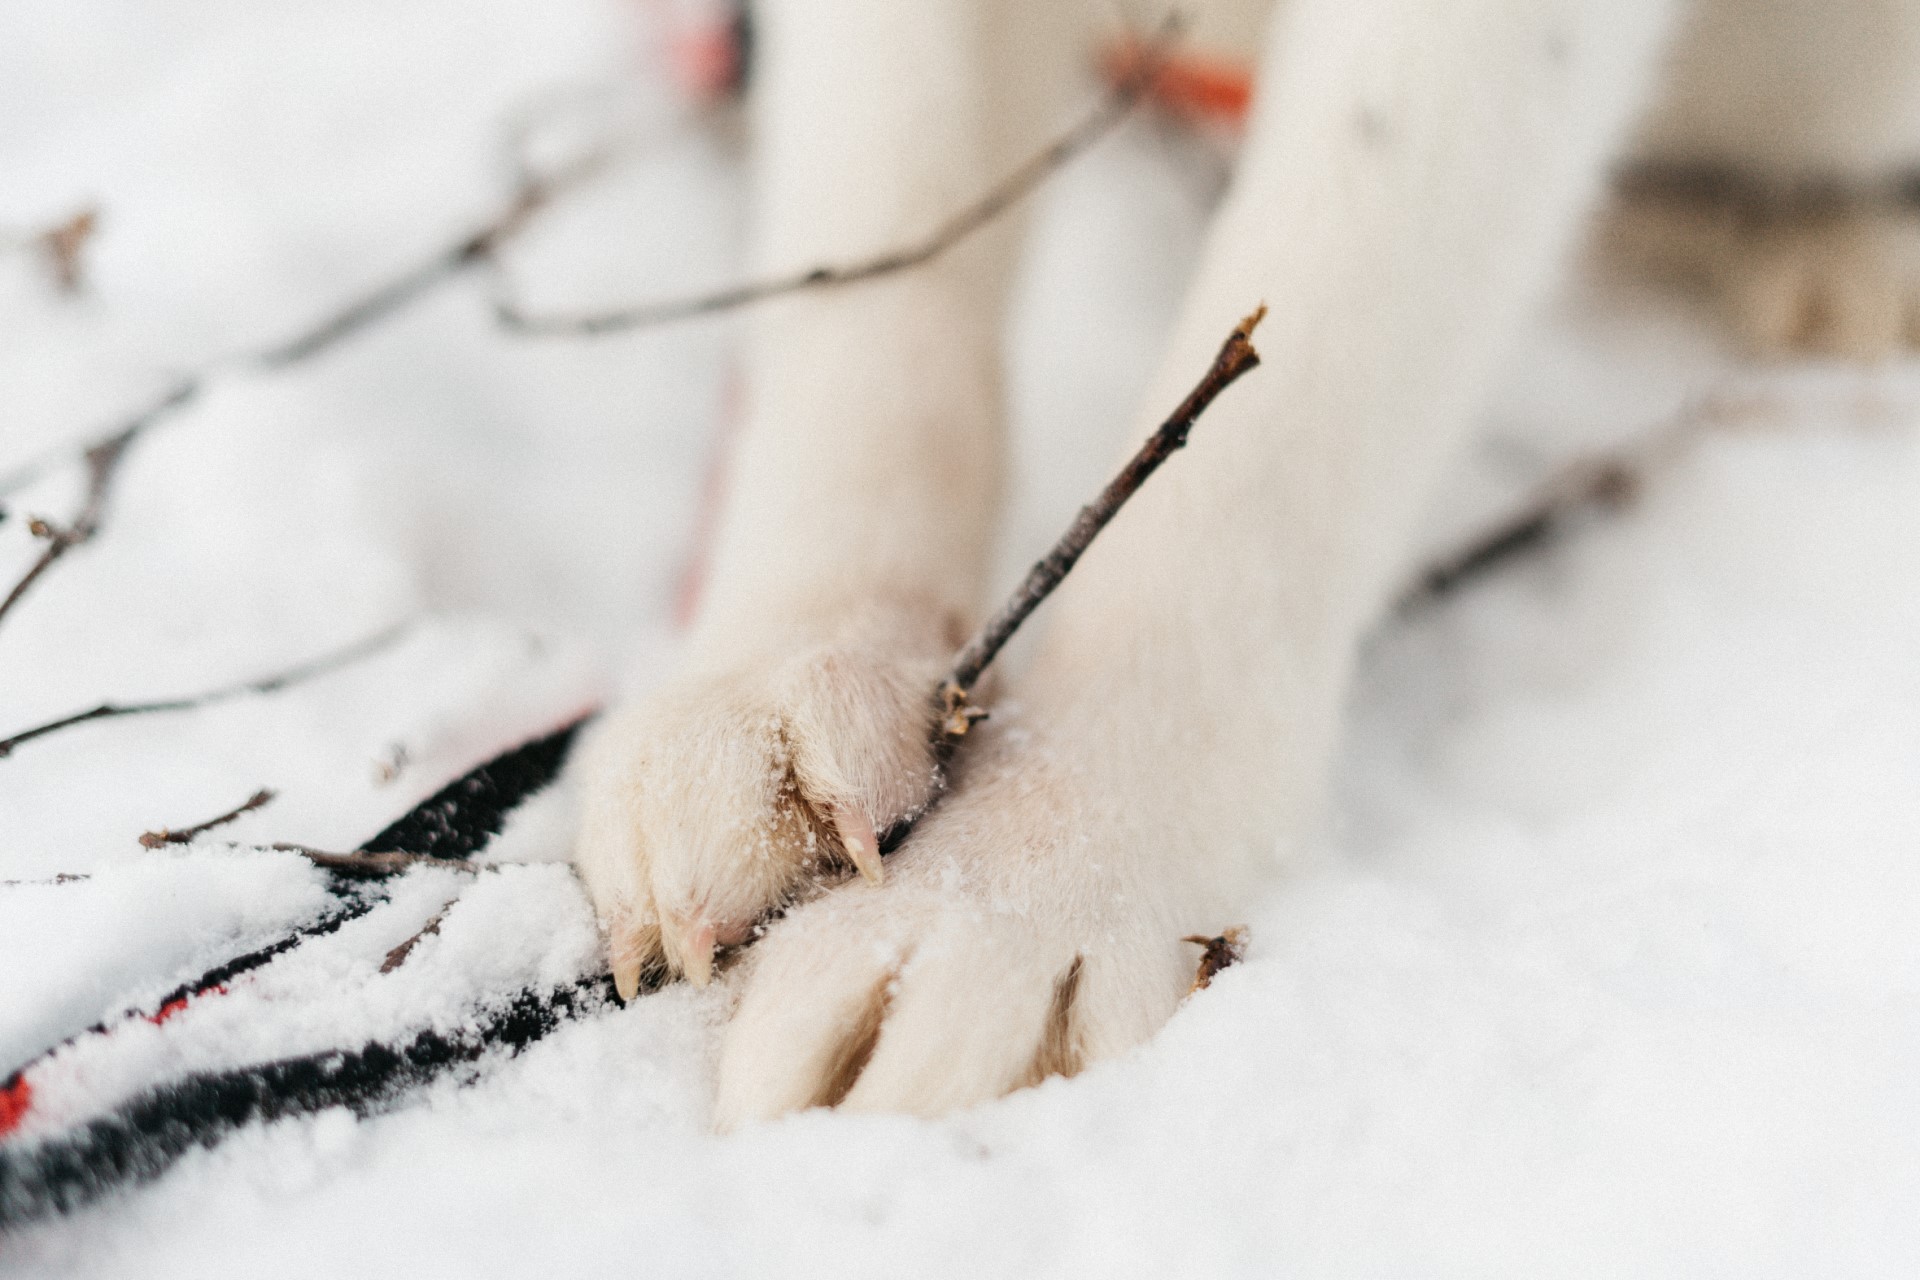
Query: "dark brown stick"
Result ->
[[0, 383, 192, 629], [251, 164, 577, 370], [492, 20, 1183, 337], [40, 206, 99, 293], [935, 305, 1266, 741], [266, 844, 478, 879], [381, 899, 458, 972], [1392, 393, 1749, 612], [0, 152, 596, 632], [0, 872, 91, 888], [139, 788, 277, 849], [0, 622, 408, 759], [1, 206, 98, 292], [1398, 458, 1638, 608]]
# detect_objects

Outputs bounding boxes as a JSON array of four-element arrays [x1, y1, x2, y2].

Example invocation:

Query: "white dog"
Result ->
[[572, 0, 1920, 1127]]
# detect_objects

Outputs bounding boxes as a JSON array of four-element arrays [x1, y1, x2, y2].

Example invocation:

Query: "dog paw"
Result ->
[[709, 718, 1230, 1126], [1600, 195, 1920, 359], [571, 598, 958, 994], [1720, 210, 1920, 358]]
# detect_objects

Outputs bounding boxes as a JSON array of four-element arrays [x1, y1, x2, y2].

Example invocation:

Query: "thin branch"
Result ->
[[0, 622, 409, 759], [253, 844, 548, 881], [39, 207, 99, 293], [1395, 397, 1738, 611], [2, 205, 98, 293], [250, 160, 582, 370], [380, 898, 458, 973], [493, 19, 1183, 337], [0, 872, 90, 888], [265, 844, 479, 879], [935, 305, 1266, 741], [0, 381, 194, 629], [139, 788, 277, 849], [1401, 459, 1637, 607], [0, 144, 602, 633]]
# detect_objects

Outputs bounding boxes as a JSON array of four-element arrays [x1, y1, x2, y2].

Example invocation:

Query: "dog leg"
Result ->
[[573, 0, 1033, 991], [714, 0, 1683, 1123]]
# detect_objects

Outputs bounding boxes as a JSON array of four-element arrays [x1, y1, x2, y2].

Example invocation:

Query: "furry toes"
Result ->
[[1599, 194, 1920, 359], [709, 726, 1220, 1128], [1723, 212, 1920, 358], [571, 601, 956, 989]]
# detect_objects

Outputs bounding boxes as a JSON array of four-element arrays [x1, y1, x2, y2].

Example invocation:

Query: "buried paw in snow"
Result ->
[[571, 610, 955, 993]]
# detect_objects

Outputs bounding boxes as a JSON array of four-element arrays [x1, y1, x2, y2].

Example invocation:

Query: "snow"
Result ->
[[4, 2, 1918, 1274]]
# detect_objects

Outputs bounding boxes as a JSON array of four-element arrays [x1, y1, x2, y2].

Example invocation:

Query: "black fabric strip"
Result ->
[[0, 977, 617, 1229], [2, 899, 376, 1096], [0, 717, 595, 1166], [2, 716, 591, 1091], [360, 717, 588, 860]]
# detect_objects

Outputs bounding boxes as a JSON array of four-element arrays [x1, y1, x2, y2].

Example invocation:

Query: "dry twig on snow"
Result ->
[[2, 206, 98, 293], [263, 844, 479, 879], [492, 20, 1183, 337], [139, 788, 277, 849], [0, 622, 408, 759], [0, 872, 91, 888], [1, 29, 1176, 633], [1395, 396, 1742, 612], [0, 151, 600, 638], [381, 899, 459, 973], [0, 400, 175, 632]]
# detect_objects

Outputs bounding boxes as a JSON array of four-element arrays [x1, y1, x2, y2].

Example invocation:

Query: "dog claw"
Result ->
[[671, 916, 718, 987], [831, 803, 884, 884], [609, 921, 659, 1003], [612, 952, 643, 1003]]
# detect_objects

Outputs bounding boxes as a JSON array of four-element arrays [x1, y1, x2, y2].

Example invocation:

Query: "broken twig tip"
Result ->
[[1184, 925, 1249, 994], [138, 787, 278, 849]]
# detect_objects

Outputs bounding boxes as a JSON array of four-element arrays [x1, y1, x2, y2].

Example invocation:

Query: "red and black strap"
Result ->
[[0, 714, 600, 1228]]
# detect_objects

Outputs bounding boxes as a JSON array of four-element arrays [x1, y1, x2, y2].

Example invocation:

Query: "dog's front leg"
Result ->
[[711, 0, 1686, 1122], [572, 0, 1021, 992]]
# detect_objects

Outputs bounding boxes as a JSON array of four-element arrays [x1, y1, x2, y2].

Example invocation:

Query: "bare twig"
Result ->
[[2, 206, 98, 292], [0, 872, 91, 888], [0, 145, 602, 634], [1184, 926, 1249, 993], [139, 788, 277, 849], [1401, 459, 1638, 607], [40, 207, 99, 293], [492, 19, 1183, 337], [1395, 396, 1740, 611], [0, 622, 408, 759], [0, 385, 190, 630], [935, 305, 1266, 741], [380, 899, 458, 972], [250, 159, 582, 370], [266, 844, 478, 879]]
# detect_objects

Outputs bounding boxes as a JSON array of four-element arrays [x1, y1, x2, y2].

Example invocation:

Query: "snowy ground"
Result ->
[[3, 3, 1918, 1275]]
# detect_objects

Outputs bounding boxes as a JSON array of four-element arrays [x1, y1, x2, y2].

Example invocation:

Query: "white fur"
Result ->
[[574, 0, 1920, 1122]]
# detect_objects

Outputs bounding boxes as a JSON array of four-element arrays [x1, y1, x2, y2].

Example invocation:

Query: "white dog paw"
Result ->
[[571, 598, 959, 994], [709, 721, 1226, 1127], [1721, 209, 1920, 358], [1601, 194, 1920, 358]]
